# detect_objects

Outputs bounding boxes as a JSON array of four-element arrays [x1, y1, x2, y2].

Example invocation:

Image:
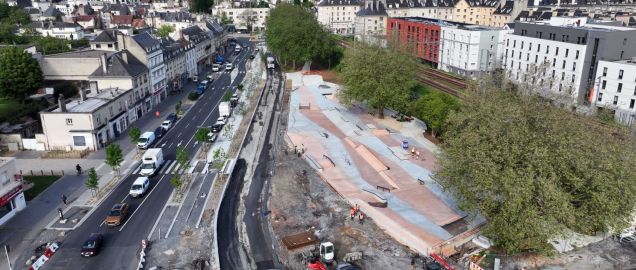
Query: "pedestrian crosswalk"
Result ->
[[131, 160, 188, 175]]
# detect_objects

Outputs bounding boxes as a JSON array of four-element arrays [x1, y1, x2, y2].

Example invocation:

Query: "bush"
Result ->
[[188, 92, 199, 101]]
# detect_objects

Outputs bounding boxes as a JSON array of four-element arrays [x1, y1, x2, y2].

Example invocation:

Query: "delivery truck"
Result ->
[[140, 148, 164, 176], [219, 101, 231, 118]]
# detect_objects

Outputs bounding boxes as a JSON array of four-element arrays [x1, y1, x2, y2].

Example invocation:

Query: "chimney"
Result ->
[[116, 31, 126, 50], [79, 87, 86, 101], [100, 53, 108, 74], [58, 94, 67, 112], [121, 51, 128, 64]]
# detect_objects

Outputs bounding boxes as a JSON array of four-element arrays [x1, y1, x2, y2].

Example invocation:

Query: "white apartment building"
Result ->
[[384, 0, 454, 21], [503, 17, 636, 108], [126, 32, 167, 106], [32, 21, 85, 40], [355, 0, 388, 43], [316, 0, 361, 35], [593, 60, 636, 125], [439, 25, 508, 78], [212, 6, 269, 31], [181, 40, 197, 81], [0, 158, 26, 226]]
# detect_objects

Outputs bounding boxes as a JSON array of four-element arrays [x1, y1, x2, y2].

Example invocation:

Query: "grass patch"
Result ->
[[23, 175, 62, 201]]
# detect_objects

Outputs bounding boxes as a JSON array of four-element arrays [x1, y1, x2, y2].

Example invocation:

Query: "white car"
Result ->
[[129, 177, 150, 198], [212, 64, 220, 72], [216, 116, 226, 125], [225, 63, 233, 71], [161, 120, 173, 130]]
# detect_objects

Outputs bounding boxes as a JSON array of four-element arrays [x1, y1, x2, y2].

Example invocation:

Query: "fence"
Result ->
[[20, 169, 68, 176]]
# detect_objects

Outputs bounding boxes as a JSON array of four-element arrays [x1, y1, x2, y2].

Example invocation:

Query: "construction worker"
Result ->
[[355, 204, 360, 214], [411, 147, 416, 157], [416, 150, 421, 160], [350, 207, 355, 220], [359, 211, 365, 225]]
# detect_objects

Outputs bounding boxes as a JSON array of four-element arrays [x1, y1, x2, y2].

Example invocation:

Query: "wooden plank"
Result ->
[[281, 231, 318, 250]]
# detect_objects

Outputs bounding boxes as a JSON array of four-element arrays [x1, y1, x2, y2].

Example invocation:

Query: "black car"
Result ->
[[249, 54, 255, 59], [80, 233, 103, 257], [166, 113, 177, 122], [211, 122, 224, 133], [154, 127, 165, 138]]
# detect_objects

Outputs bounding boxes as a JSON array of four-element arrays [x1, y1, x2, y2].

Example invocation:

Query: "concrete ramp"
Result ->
[[353, 143, 388, 172]]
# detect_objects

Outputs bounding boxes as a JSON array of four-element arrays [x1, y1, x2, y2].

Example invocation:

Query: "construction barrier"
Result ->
[[137, 239, 148, 269], [29, 242, 59, 270]]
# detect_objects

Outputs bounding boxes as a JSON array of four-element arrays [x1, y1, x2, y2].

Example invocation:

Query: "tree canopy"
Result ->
[[410, 89, 461, 137], [265, 4, 337, 69], [0, 46, 43, 100], [338, 44, 417, 118], [191, 0, 214, 13], [436, 89, 636, 254], [0, 3, 30, 44], [157, 24, 175, 38]]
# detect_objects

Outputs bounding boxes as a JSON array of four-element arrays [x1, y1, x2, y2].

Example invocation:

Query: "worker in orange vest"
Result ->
[[359, 211, 365, 225], [350, 207, 355, 220]]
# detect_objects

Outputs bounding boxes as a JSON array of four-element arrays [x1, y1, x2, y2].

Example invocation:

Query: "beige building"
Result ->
[[40, 50, 116, 81], [0, 157, 26, 226], [451, 0, 499, 26], [40, 51, 150, 151]]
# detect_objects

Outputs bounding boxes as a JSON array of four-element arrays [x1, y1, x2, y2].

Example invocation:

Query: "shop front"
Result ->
[[0, 169, 26, 226]]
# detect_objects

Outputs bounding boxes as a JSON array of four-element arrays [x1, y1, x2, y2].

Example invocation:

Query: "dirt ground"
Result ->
[[268, 142, 429, 270], [145, 226, 214, 270], [501, 238, 636, 270]]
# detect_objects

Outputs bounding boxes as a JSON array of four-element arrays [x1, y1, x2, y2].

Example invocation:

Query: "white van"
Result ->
[[225, 62, 233, 71], [129, 177, 150, 198], [137, 131, 156, 149]]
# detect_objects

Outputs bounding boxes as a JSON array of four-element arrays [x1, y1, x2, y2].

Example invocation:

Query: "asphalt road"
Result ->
[[44, 37, 253, 270], [218, 63, 282, 270]]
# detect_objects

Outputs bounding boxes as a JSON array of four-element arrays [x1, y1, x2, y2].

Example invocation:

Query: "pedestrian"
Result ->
[[350, 207, 355, 221], [416, 151, 420, 160], [355, 204, 360, 215], [411, 147, 416, 157], [62, 194, 67, 205], [359, 211, 365, 225]]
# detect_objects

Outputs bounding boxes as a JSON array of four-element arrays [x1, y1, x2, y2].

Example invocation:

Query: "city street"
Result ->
[[41, 38, 253, 270]]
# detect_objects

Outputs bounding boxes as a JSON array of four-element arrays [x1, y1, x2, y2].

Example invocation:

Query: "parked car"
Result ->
[[137, 132, 156, 149], [207, 132, 218, 142], [216, 116, 226, 125], [212, 64, 221, 72], [211, 121, 225, 133], [105, 203, 129, 226], [80, 233, 103, 257], [166, 113, 177, 122], [129, 177, 150, 198], [154, 127, 165, 138], [161, 120, 173, 130]]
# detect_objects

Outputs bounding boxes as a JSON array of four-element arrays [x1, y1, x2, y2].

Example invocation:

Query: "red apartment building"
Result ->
[[387, 17, 442, 67]]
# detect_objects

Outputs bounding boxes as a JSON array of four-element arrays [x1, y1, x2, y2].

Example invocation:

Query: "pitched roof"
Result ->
[[111, 15, 133, 25], [25, 7, 40, 15], [42, 6, 64, 17], [317, 0, 362, 6], [76, 15, 96, 22], [156, 11, 194, 22], [132, 32, 160, 51], [357, 0, 388, 16], [132, 19, 146, 28], [384, 0, 455, 9], [493, 0, 513, 15], [90, 50, 147, 78], [102, 3, 130, 15], [205, 20, 224, 36], [33, 21, 80, 29], [92, 29, 119, 43], [464, 0, 499, 7], [181, 25, 205, 36]]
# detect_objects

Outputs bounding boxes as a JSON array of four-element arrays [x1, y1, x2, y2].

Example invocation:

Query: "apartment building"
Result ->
[[355, 0, 388, 43], [593, 59, 636, 125], [124, 32, 167, 106], [32, 21, 85, 40], [316, 0, 361, 35], [503, 17, 636, 108], [384, 0, 455, 21], [0, 158, 26, 226], [160, 37, 188, 92], [451, 0, 500, 26], [212, 5, 269, 31], [439, 24, 509, 78], [387, 17, 441, 67], [181, 25, 213, 72], [90, 29, 122, 51]]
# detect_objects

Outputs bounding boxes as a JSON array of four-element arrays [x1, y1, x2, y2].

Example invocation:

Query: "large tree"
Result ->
[[191, 0, 214, 13], [410, 90, 461, 137], [0, 46, 43, 100], [436, 89, 636, 254], [157, 24, 175, 38], [338, 44, 417, 118], [265, 4, 336, 69]]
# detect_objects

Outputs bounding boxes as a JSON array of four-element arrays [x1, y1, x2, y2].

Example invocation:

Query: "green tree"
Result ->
[[105, 144, 124, 175], [257, 0, 269, 8], [0, 46, 43, 100], [195, 127, 210, 150], [176, 145, 190, 172], [170, 174, 182, 188], [437, 89, 636, 254], [211, 148, 227, 170], [219, 11, 233, 25], [191, 0, 214, 13], [411, 91, 461, 137], [85, 168, 99, 196], [222, 90, 232, 102], [339, 44, 417, 118], [157, 24, 175, 38], [129, 126, 141, 150], [33, 36, 71, 55], [223, 123, 233, 140], [265, 4, 336, 69]]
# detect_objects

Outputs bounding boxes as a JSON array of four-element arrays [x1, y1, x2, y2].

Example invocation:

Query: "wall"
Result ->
[[451, 0, 497, 26], [40, 56, 102, 80], [594, 60, 636, 125], [317, 5, 360, 35], [40, 113, 94, 150], [387, 18, 440, 65]]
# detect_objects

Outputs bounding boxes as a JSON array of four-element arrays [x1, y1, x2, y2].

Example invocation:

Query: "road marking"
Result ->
[[96, 163, 106, 172], [177, 131, 182, 137], [185, 123, 190, 128], [194, 141, 199, 146], [132, 164, 142, 175], [119, 174, 168, 232], [177, 140, 183, 147], [166, 160, 178, 174], [172, 163, 181, 174], [192, 115, 197, 120], [160, 160, 173, 174], [162, 143, 166, 147], [168, 142, 174, 148]]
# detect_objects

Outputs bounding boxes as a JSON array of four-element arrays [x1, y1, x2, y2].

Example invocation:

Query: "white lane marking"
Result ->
[[166, 160, 178, 174], [159, 160, 173, 174], [177, 140, 183, 147], [96, 163, 106, 172], [132, 164, 142, 175], [168, 142, 174, 148], [171, 163, 181, 174], [161, 143, 166, 147], [119, 174, 169, 232], [177, 132, 182, 137], [184, 123, 190, 128]]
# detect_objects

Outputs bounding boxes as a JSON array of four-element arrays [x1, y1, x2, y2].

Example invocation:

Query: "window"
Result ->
[[562, 60, 566, 69], [603, 67, 608, 76], [602, 80, 607, 89], [95, 44, 101, 48], [513, 40, 516, 48], [619, 69, 624, 79], [598, 92, 603, 101], [553, 58, 556, 67], [546, 45, 549, 54], [561, 72, 565, 80], [521, 41, 524, 49], [552, 70, 555, 78], [537, 44, 541, 52], [624, 38, 628, 46], [630, 99, 635, 109], [621, 51, 625, 59], [613, 96, 619, 105], [565, 49, 569, 57], [535, 55, 538, 63], [556, 47, 559, 56], [572, 74, 575, 83], [66, 118, 73, 125], [572, 62, 576, 71], [73, 136, 86, 147], [575, 50, 579, 59], [618, 83, 623, 93]]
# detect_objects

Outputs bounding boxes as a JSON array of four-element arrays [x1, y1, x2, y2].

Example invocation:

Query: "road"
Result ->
[[43, 37, 253, 270], [218, 61, 282, 270]]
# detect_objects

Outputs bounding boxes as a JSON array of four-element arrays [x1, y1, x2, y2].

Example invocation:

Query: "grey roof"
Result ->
[[132, 32, 160, 52], [25, 7, 40, 15], [44, 49, 114, 58], [465, 0, 499, 7], [205, 19, 224, 36], [42, 6, 64, 17], [156, 11, 194, 22], [92, 29, 119, 43], [493, 0, 513, 15], [531, 0, 631, 6], [16, 0, 31, 8], [317, 0, 362, 6], [357, 0, 388, 16], [181, 25, 205, 36], [32, 21, 81, 29], [160, 37, 185, 61], [384, 0, 455, 9], [101, 3, 130, 15], [90, 50, 147, 77]]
